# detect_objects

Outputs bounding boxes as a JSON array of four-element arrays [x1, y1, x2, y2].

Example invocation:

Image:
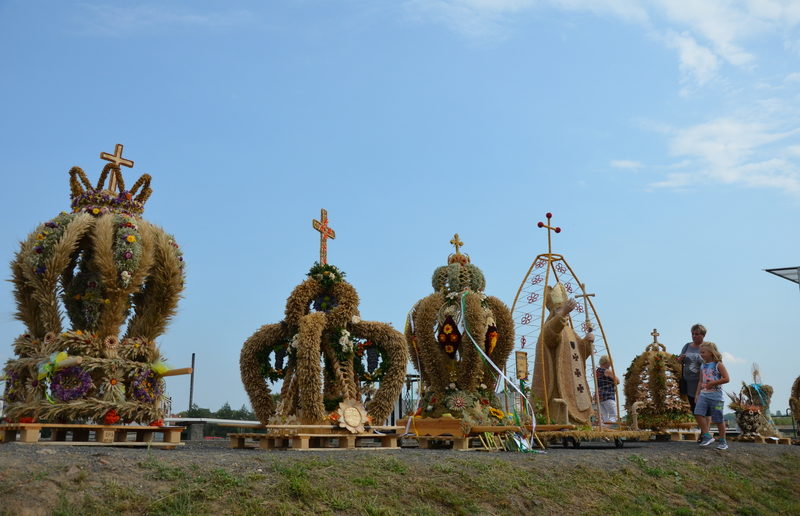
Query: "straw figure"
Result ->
[[405, 235, 515, 426], [791, 375, 800, 428], [240, 210, 408, 429], [623, 329, 693, 430], [2, 145, 186, 424], [529, 282, 599, 425], [726, 364, 781, 438]]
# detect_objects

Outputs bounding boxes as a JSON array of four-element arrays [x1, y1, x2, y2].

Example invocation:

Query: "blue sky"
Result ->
[[1, 1, 799, 416]]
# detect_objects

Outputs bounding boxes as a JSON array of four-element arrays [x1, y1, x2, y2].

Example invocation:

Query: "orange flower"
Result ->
[[443, 324, 453, 335], [438, 334, 447, 343], [449, 333, 458, 342], [444, 345, 454, 353]]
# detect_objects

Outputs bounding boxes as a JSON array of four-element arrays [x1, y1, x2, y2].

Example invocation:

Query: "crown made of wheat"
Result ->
[[68, 145, 152, 217]]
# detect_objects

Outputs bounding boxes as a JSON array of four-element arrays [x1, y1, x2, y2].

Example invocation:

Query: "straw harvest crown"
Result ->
[[69, 144, 152, 217]]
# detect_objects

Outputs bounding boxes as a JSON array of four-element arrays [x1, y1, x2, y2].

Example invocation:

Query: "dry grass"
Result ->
[[0, 442, 797, 515]]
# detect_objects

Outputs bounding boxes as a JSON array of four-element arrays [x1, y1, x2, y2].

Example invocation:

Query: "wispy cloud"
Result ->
[[722, 351, 746, 364], [404, 1, 800, 88], [610, 159, 643, 170], [662, 30, 720, 90], [652, 116, 800, 194], [76, 3, 253, 36]]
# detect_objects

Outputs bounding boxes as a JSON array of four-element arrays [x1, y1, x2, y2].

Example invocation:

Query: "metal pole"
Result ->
[[188, 353, 196, 411]]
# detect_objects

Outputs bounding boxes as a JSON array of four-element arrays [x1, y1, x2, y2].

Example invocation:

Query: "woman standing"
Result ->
[[678, 324, 706, 421]]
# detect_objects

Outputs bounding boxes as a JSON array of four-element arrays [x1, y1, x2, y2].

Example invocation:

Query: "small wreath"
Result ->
[[353, 340, 388, 383], [130, 368, 163, 403], [256, 339, 290, 383], [50, 366, 93, 402]]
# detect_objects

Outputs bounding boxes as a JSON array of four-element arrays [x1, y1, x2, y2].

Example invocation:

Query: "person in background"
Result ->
[[695, 342, 730, 450], [678, 324, 706, 418], [595, 355, 619, 423]]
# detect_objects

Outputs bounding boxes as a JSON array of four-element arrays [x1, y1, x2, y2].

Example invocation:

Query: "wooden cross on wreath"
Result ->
[[100, 143, 134, 192], [450, 233, 464, 255], [312, 208, 336, 264]]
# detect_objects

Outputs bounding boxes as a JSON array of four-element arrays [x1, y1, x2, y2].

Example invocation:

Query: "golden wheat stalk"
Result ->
[[240, 323, 287, 423], [295, 312, 326, 423], [124, 227, 184, 340], [351, 320, 408, 424], [33, 213, 94, 334]]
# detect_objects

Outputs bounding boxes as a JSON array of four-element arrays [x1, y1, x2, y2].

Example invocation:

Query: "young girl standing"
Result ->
[[695, 342, 730, 450]]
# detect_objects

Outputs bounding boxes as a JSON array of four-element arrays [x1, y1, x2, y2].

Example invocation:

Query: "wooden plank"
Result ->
[[11, 441, 183, 448]]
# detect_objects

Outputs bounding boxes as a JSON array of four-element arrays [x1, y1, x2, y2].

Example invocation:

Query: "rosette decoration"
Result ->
[[1, 146, 185, 423], [240, 261, 408, 427], [405, 235, 515, 425], [623, 333, 693, 430]]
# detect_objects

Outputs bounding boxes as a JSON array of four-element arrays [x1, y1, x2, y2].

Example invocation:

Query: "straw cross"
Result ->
[[312, 208, 336, 264], [450, 233, 464, 255], [100, 144, 134, 192]]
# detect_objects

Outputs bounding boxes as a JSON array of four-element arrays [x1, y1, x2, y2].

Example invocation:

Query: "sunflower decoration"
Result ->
[[437, 316, 461, 358], [334, 398, 369, 434]]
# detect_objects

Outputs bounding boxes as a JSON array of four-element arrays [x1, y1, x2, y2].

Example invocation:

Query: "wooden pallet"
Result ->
[[229, 432, 398, 450], [668, 430, 700, 442], [0, 423, 185, 448], [732, 435, 792, 445], [228, 424, 402, 451]]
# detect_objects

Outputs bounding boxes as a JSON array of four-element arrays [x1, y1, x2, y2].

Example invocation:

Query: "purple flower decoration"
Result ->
[[34, 246, 44, 254], [45, 222, 57, 228], [124, 251, 133, 259], [50, 366, 93, 401], [131, 369, 163, 403], [35, 266, 46, 274]]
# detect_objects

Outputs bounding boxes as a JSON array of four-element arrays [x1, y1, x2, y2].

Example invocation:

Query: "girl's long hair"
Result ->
[[700, 341, 722, 362]]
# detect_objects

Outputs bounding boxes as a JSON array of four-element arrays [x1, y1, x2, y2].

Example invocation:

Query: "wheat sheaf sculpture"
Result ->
[[240, 210, 408, 428], [2, 145, 187, 424]]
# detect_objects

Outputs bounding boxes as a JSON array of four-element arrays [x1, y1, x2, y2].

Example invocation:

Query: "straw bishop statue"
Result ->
[[532, 282, 594, 424]]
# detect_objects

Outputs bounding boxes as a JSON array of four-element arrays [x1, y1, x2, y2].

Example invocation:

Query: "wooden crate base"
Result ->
[[732, 435, 792, 445], [229, 431, 398, 451], [413, 435, 494, 451], [0, 423, 184, 449], [668, 430, 700, 442]]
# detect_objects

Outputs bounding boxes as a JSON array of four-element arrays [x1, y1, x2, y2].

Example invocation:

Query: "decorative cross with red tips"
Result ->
[[312, 208, 336, 265], [100, 143, 134, 192], [537, 212, 561, 256]]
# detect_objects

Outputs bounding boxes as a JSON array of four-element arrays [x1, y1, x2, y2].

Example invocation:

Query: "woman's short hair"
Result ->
[[691, 323, 707, 335]]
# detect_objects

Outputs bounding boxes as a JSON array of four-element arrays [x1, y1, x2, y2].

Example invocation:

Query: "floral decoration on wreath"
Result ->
[[312, 293, 338, 312], [49, 366, 93, 402], [113, 214, 143, 287], [308, 262, 346, 288], [329, 328, 355, 361], [130, 368, 163, 403], [485, 325, 498, 354], [30, 212, 73, 276], [444, 389, 476, 413], [354, 340, 389, 383], [437, 315, 461, 359], [256, 339, 291, 383]]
